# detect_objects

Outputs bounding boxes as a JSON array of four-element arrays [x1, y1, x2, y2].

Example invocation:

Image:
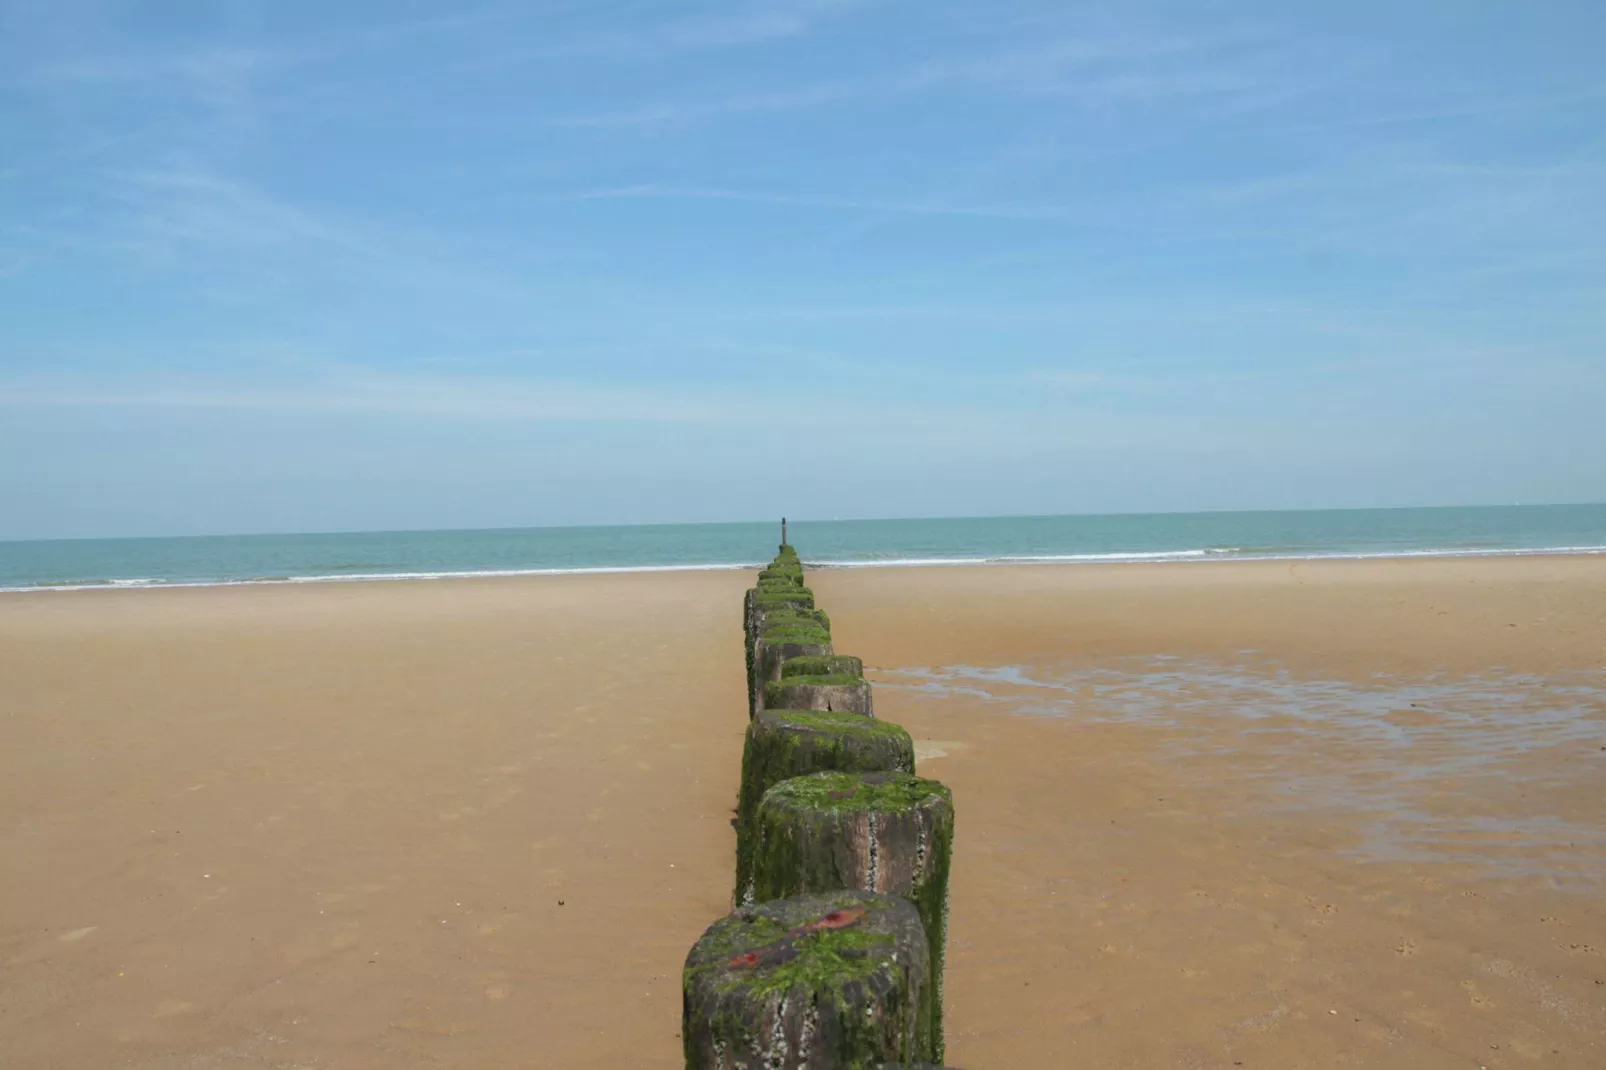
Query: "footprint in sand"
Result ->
[[1394, 938, 1418, 956], [1303, 896, 1338, 923]]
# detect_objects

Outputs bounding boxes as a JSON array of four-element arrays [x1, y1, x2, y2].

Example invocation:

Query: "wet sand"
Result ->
[[2, 556, 1604, 1068]]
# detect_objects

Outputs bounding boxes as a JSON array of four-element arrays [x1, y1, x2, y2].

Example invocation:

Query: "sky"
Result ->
[[1, 0, 1604, 540]]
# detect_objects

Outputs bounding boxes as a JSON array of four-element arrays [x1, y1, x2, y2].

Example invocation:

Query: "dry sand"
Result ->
[[2, 556, 1603, 1068]]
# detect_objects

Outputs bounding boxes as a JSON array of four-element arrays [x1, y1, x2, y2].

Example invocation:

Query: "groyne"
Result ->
[[681, 537, 958, 1069]]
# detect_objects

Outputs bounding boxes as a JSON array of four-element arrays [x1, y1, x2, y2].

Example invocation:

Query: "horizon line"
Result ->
[[4, 500, 1604, 546]]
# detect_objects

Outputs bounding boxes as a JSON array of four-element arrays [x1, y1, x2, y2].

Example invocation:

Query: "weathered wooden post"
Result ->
[[751, 771, 954, 1062], [745, 586, 817, 643], [745, 547, 818, 714], [749, 611, 832, 719], [764, 654, 874, 716], [734, 708, 915, 905], [682, 891, 936, 1069]]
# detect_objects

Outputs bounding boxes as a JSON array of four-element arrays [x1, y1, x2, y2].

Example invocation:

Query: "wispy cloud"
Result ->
[[105, 169, 375, 256], [40, 45, 273, 93], [1300, 87, 1606, 130], [669, 9, 808, 47], [567, 183, 1113, 228], [662, 0, 867, 47], [543, 24, 1283, 126], [0, 372, 731, 424], [0, 362, 1040, 441], [1029, 370, 1107, 389]]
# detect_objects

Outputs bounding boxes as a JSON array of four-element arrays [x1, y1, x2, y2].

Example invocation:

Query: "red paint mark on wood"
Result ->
[[726, 905, 870, 969], [812, 906, 868, 931]]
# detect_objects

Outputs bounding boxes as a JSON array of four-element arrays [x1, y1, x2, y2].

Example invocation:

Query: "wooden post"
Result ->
[[682, 891, 936, 1069], [749, 611, 832, 719], [764, 675, 874, 717], [765, 654, 873, 715], [751, 771, 954, 1063], [734, 709, 915, 906]]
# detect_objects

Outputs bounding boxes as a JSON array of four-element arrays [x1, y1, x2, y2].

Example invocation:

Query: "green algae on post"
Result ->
[[734, 710, 915, 905], [762, 606, 830, 632], [744, 590, 818, 645], [744, 576, 830, 713], [682, 891, 936, 1069], [752, 633, 833, 718], [750, 607, 833, 717], [781, 655, 864, 680], [749, 619, 831, 717], [752, 772, 954, 1063], [764, 674, 875, 717], [748, 588, 815, 611], [744, 590, 817, 664]]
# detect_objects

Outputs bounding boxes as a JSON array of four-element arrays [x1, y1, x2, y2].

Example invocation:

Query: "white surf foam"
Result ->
[[5, 544, 1604, 594]]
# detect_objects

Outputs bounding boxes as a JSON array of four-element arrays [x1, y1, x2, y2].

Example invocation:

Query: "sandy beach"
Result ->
[[3, 556, 1603, 1068]]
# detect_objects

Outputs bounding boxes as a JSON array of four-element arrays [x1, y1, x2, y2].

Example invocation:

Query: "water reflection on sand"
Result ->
[[878, 658, 1606, 882]]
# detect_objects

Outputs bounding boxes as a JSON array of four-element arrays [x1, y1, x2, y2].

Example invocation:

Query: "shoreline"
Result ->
[[5, 543, 1606, 594]]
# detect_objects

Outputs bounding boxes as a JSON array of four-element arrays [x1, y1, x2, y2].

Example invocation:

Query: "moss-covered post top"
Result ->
[[749, 587, 815, 611], [763, 770, 952, 815], [764, 673, 874, 717], [734, 710, 916, 905], [684, 890, 916, 995], [752, 708, 911, 749], [756, 631, 832, 669], [757, 601, 825, 623], [682, 890, 936, 1069], [780, 654, 864, 680]]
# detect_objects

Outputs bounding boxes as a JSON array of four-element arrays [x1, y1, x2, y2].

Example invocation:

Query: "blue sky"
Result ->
[[2, 1, 1603, 539]]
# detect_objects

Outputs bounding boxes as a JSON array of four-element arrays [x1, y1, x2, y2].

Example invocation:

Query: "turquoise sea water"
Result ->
[[2, 504, 1605, 591]]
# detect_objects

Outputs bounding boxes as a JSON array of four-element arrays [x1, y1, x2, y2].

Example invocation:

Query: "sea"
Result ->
[[2, 504, 1604, 592]]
